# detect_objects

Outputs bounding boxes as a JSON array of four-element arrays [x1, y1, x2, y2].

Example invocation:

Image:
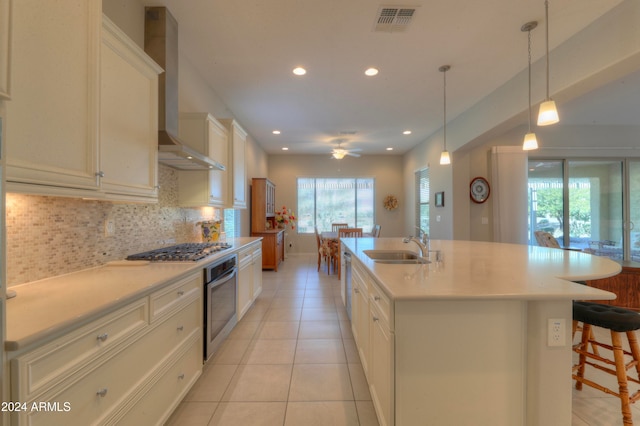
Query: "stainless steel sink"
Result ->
[[363, 250, 430, 265], [363, 250, 419, 260], [374, 258, 430, 265]]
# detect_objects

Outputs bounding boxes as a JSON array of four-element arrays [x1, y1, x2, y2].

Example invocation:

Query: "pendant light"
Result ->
[[537, 0, 559, 126], [439, 65, 451, 165], [521, 21, 539, 151]]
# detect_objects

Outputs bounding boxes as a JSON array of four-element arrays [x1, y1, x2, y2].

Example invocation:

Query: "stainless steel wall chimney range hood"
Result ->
[[144, 7, 224, 171]]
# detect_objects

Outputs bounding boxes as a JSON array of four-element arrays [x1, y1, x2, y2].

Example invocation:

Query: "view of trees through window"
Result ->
[[297, 178, 374, 233], [527, 159, 637, 261], [415, 168, 429, 235]]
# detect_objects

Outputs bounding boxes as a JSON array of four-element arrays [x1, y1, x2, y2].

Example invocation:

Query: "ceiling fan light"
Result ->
[[332, 151, 346, 160], [522, 132, 539, 151], [439, 150, 451, 165], [537, 99, 559, 126]]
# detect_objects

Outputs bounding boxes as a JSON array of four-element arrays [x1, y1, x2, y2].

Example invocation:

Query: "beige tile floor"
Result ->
[[165, 253, 640, 426], [165, 254, 379, 426]]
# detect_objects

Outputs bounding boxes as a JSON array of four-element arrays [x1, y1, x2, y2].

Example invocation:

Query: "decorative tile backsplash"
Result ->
[[6, 165, 220, 286]]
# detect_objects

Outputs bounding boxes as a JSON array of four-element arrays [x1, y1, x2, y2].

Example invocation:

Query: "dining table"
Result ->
[[321, 231, 371, 278]]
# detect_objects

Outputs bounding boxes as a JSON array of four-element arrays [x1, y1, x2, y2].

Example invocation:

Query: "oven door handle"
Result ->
[[208, 268, 237, 289]]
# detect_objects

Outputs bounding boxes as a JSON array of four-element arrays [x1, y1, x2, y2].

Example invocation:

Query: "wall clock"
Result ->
[[470, 177, 490, 204]]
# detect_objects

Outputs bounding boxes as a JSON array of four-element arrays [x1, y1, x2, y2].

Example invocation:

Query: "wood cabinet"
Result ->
[[586, 262, 640, 310], [251, 178, 284, 271], [6, 6, 161, 202], [220, 119, 247, 209], [178, 113, 229, 207], [9, 272, 203, 426]]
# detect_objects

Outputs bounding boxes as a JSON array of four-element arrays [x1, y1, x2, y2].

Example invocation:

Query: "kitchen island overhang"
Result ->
[[341, 237, 620, 426]]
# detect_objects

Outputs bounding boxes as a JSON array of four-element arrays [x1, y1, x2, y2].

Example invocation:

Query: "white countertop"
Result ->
[[5, 237, 261, 352], [342, 238, 621, 301]]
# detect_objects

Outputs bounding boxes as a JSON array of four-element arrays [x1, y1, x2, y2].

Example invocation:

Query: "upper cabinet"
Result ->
[[100, 17, 162, 201], [0, 0, 11, 100], [220, 119, 247, 209], [5, 2, 161, 202], [7, 0, 102, 193], [178, 113, 229, 207]]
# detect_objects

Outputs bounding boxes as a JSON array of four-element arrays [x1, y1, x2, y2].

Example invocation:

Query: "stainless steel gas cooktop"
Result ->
[[126, 242, 232, 262]]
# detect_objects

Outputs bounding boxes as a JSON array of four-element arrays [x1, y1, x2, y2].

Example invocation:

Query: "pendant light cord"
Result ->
[[544, 0, 550, 101], [527, 29, 533, 133], [443, 68, 447, 151]]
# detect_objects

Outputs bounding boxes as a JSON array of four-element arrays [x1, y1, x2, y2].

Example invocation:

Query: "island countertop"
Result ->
[[342, 238, 621, 301]]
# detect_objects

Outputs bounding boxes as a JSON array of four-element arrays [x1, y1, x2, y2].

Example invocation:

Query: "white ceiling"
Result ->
[[139, 0, 626, 155]]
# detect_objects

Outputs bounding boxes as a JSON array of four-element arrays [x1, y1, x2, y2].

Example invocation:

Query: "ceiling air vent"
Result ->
[[374, 6, 417, 33]]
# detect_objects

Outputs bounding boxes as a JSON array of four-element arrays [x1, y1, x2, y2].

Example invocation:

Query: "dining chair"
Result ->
[[314, 227, 333, 274], [534, 231, 561, 248], [371, 224, 381, 238], [331, 223, 349, 232]]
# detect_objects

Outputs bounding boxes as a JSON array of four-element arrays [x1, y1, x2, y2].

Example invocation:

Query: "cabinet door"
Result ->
[[253, 246, 263, 299], [227, 120, 247, 209], [7, 0, 102, 192], [207, 118, 229, 206], [370, 304, 394, 426], [100, 17, 161, 201], [352, 274, 370, 377], [237, 249, 254, 320]]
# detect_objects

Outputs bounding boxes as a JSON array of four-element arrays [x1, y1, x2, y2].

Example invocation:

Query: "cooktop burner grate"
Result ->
[[126, 242, 232, 262]]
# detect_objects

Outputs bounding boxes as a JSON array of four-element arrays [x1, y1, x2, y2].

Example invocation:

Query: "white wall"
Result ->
[[267, 154, 404, 254]]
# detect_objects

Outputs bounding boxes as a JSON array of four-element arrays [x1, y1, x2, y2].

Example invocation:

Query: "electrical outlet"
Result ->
[[105, 218, 116, 237], [547, 318, 566, 347]]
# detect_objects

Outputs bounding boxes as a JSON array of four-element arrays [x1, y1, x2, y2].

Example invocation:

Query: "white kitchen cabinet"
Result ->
[[9, 271, 202, 426], [100, 16, 162, 202], [0, 0, 11, 99], [6, 5, 161, 202], [351, 258, 370, 378], [237, 245, 254, 320], [178, 113, 229, 207], [350, 255, 394, 426], [220, 119, 247, 209], [6, 0, 102, 193], [252, 245, 263, 299]]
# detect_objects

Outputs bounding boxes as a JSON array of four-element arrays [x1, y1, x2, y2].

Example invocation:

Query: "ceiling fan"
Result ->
[[331, 140, 362, 159]]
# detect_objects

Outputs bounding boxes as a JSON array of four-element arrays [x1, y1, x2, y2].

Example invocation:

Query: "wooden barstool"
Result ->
[[573, 301, 640, 425]]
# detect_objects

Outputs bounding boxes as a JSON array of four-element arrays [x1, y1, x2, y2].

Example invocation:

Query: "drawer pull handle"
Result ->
[[96, 333, 108, 342], [96, 388, 108, 397], [177, 325, 184, 331], [374, 296, 380, 301], [354, 288, 360, 294], [372, 316, 379, 322], [177, 290, 185, 296], [178, 373, 185, 380]]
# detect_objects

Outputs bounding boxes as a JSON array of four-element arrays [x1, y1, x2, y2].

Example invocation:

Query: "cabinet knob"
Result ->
[[96, 171, 105, 178], [178, 373, 185, 380], [177, 325, 184, 332], [372, 316, 379, 322], [96, 333, 108, 342], [177, 290, 185, 296], [374, 296, 381, 301], [96, 388, 108, 397], [354, 288, 360, 294]]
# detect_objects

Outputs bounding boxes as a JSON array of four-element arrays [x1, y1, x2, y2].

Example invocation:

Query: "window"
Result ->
[[415, 168, 429, 235], [528, 159, 633, 261], [223, 208, 239, 238], [297, 178, 375, 233]]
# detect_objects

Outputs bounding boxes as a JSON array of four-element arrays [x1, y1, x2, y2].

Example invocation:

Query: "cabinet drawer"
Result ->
[[369, 281, 392, 330], [114, 336, 202, 426], [13, 299, 148, 400], [16, 301, 201, 426], [150, 272, 201, 322], [238, 246, 253, 268]]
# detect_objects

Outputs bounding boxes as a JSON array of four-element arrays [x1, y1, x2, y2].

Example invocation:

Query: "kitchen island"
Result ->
[[341, 237, 621, 426]]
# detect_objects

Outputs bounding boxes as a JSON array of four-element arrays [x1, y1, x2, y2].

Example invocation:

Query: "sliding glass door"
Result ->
[[528, 159, 630, 261]]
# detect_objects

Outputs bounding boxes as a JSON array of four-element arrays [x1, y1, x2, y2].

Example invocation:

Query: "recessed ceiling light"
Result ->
[[272, 130, 281, 135], [282, 147, 289, 151], [386, 147, 394, 151], [365, 67, 379, 76], [403, 130, 412, 135], [292, 67, 306, 76]]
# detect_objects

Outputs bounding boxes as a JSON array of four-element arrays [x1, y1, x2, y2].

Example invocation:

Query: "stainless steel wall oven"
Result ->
[[203, 254, 238, 361]]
